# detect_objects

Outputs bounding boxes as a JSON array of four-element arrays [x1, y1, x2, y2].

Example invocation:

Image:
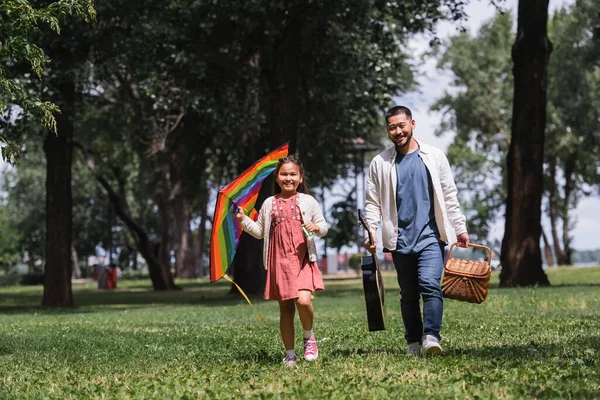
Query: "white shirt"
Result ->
[[364, 141, 467, 250]]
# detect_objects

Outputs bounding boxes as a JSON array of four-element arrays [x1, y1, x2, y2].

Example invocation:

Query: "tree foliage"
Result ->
[[545, 0, 600, 264], [1, 0, 474, 298], [327, 192, 358, 253], [0, 0, 95, 163], [432, 12, 513, 242], [434, 3, 600, 268]]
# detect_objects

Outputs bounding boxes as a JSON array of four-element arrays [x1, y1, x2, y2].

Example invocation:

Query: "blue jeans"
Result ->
[[392, 241, 445, 344]]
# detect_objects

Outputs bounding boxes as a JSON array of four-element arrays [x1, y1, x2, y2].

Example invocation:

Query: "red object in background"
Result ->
[[337, 253, 348, 272], [105, 267, 117, 289], [321, 256, 328, 275]]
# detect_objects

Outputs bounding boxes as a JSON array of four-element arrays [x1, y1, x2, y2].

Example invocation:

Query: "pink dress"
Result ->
[[264, 194, 325, 301]]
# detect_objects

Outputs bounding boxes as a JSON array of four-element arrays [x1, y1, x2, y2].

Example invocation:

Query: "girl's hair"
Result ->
[[273, 155, 310, 194]]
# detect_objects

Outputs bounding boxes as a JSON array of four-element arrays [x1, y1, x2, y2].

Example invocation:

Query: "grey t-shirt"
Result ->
[[392, 147, 440, 254]]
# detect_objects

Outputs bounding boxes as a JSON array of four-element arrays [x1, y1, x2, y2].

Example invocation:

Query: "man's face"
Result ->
[[386, 113, 415, 150]]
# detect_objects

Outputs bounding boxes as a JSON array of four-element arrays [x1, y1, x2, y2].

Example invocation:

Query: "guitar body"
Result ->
[[361, 254, 386, 331], [358, 210, 386, 331]]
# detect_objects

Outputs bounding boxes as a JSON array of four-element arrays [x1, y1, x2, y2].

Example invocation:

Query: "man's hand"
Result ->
[[456, 232, 470, 248], [364, 236, 376, 255]]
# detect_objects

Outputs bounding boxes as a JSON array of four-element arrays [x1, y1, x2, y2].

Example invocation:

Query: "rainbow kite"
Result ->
[[210, 143, 289, 283]]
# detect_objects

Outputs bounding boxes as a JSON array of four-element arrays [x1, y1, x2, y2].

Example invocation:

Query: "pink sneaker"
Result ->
[[304, 335, 319, 361], [283, 354, 297, 366]]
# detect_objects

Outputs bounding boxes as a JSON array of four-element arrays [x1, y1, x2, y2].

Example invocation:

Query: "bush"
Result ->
[[348, 253, 364, 272], [119, 269, 150, 281], [0, 274, 20, 287], [19, 273, 45, 286]]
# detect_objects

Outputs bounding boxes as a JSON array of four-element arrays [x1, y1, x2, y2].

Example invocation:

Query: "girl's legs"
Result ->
[[296, 290, 319, 360], [295, 290, 314, 331], [279, 299, 296, 351]]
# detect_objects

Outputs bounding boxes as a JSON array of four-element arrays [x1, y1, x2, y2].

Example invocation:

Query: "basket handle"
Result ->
[[448, 242, 493, 265]]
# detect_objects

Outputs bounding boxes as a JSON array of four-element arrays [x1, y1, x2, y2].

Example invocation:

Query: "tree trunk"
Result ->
[[231, 9, 303, 295], [42, 86, 74, 307], [232, 14, 301, 294], [77, 145, 179, 290], [267, 11, 300, 150], [547, 160, 566, 264], [197, 199, 209, 277], [500, 0, 551, 287], [107, 197, 114, 265], [132, 249, 138, 270], [171, 199, 198, 279], [169, 152, 199, 278], [111, 182, 177, 290], [111, 193, 178, 290], [561, 158, 575, 266], [541, 228, 554, 267], [231, 175, 271, 295], [71, 241, 81, 278], [230, 234, 267, 295], [153, 166, 172, 270], [27, 255, 35, 274], [230, 50, 267, 295]]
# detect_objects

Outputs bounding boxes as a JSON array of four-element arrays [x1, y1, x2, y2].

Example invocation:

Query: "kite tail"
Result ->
[[223, 274, 265, 323]]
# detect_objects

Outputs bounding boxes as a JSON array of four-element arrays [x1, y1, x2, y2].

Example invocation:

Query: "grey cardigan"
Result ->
[[240, 193, 328, 269]]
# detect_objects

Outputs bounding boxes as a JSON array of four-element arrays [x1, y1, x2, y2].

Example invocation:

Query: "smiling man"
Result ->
[[363, 105, 469, 356]]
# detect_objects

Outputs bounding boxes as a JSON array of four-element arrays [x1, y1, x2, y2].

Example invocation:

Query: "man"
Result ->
[[364, 105, 469, 356]]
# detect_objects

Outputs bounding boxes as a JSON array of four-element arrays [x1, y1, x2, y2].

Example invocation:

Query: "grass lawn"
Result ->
[[1, 267, 599, 399]]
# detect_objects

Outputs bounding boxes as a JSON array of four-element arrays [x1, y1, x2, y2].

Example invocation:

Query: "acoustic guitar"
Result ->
[[358, 210, 386, 331]]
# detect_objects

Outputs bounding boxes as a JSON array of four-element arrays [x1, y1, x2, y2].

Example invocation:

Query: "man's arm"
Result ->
[[364, 159, 381, 254], [438, 153, 469, 247]]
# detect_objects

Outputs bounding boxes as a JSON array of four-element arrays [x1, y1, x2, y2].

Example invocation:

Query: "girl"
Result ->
[[234, 155, 328, 366]]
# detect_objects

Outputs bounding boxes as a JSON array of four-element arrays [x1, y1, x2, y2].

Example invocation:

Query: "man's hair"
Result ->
[[385, 106, 413, 124]]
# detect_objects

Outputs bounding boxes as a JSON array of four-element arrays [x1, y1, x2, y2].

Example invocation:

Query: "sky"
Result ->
[[395, 0, 599, 251]]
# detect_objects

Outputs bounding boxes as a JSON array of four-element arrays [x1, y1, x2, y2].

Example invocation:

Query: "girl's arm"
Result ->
[[237, 204, 266, 239], [304, 196, 328, 237]]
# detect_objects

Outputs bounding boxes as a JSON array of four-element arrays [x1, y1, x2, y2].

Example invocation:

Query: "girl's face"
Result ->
[[276, 162, 303, 196]]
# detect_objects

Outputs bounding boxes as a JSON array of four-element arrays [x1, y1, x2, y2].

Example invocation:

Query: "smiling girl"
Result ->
[[234, 155, 328, 366]]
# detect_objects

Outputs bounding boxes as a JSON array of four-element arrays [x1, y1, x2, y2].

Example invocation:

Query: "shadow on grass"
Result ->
[[0, 336, 13, 356], [536, 283, 600, 288], [320, 336, 600, 373], [0, 286, 271, 315], [231, 348, 280, 365], [3, 276, 600, 315], [315, 286, 399, 299], [234, 344, 404, 365], [448, 335, 600, 362], [0, 276, 387, 315], [487, 282, 600, 290], [328, 345, 403, 359]]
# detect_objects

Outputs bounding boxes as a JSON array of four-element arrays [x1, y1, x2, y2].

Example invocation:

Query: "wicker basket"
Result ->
[[441, 243, 492, 304]]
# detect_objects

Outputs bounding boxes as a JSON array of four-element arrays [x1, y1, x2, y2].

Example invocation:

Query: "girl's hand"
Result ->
[[233, 206, 246, 222], [303, 222, 320, 234]]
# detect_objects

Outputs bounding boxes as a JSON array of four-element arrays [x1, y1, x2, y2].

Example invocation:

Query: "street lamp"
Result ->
[[346, 138, 383, 252]]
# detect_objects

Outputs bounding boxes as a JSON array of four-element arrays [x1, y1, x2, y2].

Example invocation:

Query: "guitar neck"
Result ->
[[358, 210, 374, 246]]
